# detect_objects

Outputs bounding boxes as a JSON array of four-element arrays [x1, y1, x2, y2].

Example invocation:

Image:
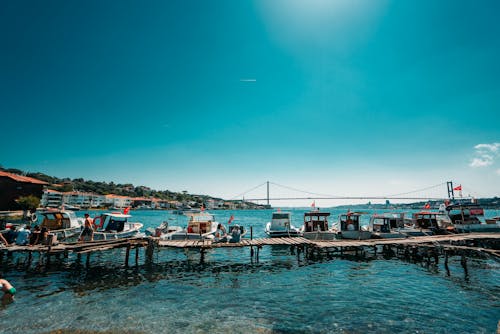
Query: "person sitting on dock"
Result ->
[[0, 232, 9, 247], [79, 214, 94, 242], [29, 225, 41, 246], [15, 225, 31, 246], [0, 278, 16, 305], [3, 226, 18, 245], [215, 223, 227, 241]]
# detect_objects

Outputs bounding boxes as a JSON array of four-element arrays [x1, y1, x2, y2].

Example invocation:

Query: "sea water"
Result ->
[[0, 209, 499, 333]]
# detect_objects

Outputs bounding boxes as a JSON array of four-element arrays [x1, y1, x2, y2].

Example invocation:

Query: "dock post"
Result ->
[[46, 246, 51, 267], [145, 238, 155, 264], [444, 250, 450, 276], [86, 253, 91, 268], [250, 226, 254, 259], [135, 247, 139, 266], [200, 248, 205, 263], [125, 244, 131, 267], [461, 254, 468, 277], [26, 251, 33, 269]]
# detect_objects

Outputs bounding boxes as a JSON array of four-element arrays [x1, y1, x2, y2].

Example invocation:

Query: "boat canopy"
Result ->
[[339, 214, 361, 231], [101, 213, 131, 232], [304, 212, 330, 232], [272, 212, 291, 220], [40, 210, 80, 229]]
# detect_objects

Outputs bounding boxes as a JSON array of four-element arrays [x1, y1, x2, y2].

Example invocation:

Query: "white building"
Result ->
[[41, 189, 63, 208], [105, 194, 133, 208]]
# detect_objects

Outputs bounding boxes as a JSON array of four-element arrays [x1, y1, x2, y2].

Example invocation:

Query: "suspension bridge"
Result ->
[[230, 181, 469, 205]]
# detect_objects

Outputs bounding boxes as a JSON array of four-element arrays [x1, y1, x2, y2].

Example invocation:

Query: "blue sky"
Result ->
[[1, 0, 499, 206]]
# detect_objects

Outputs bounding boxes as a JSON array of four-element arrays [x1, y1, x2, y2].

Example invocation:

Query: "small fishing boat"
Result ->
[[403, 211, 450, 236], [446, 203, 500, 233], [300, 210, 336, 240], [337, 212, 371, 240], [265, 211, 301, 238], [38, 209, 83, 240], [369, 213, 408, 239], [168, 212, 218, 240], [145, 221, 183, 239], [91, 212, 143, 240]]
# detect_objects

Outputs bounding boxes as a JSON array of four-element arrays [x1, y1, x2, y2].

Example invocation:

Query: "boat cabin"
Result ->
[[446, 204, 485, 225], [339, 213, 362, 231], [303, 212, 330, 232], [186, 212, 216, 234], [40, 210, 81, 230], [269, 212, 292, 230], [371, 213, 405, 233], [98, 213, 131, 232], [412, 212, 440, 229]]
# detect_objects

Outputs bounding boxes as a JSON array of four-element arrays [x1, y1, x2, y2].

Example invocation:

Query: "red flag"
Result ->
[[123, 206, 130, 215], [228, 215, 234, 224], [453, 185, 462, 191], [424, 203, 430, 209], [311, 201, 315, 208]]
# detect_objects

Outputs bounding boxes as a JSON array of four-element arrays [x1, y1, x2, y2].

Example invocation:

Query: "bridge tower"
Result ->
[[446, 181, 455, 200]]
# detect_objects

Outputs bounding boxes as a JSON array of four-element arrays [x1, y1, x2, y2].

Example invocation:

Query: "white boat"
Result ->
[[337, 212, 371, 240], [447, 204, 500, 233], [265, 211, 301, 238], [369, 213, 408, 239], [168, 212, 218, 240], [300, 210, 337, 240], [90, 213, 143, 240], [38, 209, 83, 240], [145, 221, 183, 239], [402, 211, 450, 236]]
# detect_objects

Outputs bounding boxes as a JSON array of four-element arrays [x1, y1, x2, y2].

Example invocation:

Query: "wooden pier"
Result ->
[[1, 232, 499, 270]]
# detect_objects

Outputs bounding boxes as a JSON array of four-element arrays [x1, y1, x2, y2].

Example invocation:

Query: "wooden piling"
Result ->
[[125, 244, 131, 267], [135, 247, 139, 266]]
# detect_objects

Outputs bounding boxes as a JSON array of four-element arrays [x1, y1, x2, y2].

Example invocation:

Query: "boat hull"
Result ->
[[454, 224, 500, 233], [265, 222, 302, 238], [302, 231, 337, 240], [338, 230, 372, 240]]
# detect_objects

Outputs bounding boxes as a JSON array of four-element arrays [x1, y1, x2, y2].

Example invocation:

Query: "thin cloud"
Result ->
[[240, 79, 257, 82], [470, 142, 500, 168]]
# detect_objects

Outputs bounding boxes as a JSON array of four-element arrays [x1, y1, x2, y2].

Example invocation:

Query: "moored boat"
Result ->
[[265, 211, 301, 238], [337, 212, 371, 240], [403, 211, 450, 236], [167, 211, 218, 240], [369, 213, 408, 239], [38, 209, 83, 240], [300, 210, 336, 240], [446, 203, 500, 233], [145, 221, 183, 239], [90, 212, 143, 240]]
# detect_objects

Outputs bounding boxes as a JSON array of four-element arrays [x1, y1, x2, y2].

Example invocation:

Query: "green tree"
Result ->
[[16, 195, 40, 211]]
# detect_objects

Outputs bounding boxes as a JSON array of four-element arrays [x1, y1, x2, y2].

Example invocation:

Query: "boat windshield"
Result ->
[[272, 213, 290, 220]]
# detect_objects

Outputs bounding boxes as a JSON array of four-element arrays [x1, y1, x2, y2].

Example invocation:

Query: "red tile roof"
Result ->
[[0, 171, 48, 185]]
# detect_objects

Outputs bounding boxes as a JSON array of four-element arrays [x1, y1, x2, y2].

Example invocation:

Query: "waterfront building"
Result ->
[[0, 171, 48, 210], [40, 189, 63, 208], [105, 194, 133, 209]]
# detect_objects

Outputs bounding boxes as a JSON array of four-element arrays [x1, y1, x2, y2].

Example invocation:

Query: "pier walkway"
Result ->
[[1, 233, 499, 268]]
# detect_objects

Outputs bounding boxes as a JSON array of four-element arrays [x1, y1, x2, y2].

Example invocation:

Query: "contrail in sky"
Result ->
[[240, 79, 256, 82]]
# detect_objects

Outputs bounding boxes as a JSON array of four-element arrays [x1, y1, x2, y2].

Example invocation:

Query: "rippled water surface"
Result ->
[[1, 209, 499, 333]]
